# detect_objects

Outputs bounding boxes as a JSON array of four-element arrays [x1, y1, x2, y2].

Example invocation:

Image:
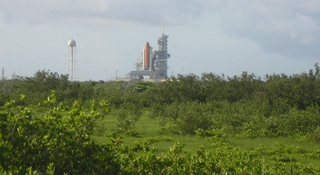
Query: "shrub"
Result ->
[[0, 93, 120, 174]]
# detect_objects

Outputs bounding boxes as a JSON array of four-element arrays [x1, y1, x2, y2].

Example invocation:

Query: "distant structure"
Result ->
[[1, 68, 4, 80], [127, 21, 170, 80], [66, 39, 78, 82]]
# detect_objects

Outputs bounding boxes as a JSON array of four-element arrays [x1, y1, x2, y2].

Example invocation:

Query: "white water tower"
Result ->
[[67, 39, 78, 82]]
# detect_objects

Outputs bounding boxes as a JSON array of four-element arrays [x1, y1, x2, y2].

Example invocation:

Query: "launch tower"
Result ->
[[128, 21, 170, 80], [154, 21, 170, 77]]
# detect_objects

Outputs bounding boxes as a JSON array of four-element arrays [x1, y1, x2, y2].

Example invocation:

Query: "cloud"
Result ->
[[0, 0, 198, 26], [207, 0, 320, 58], [1, 0, 320, 59], [1, 0, 113, 23]]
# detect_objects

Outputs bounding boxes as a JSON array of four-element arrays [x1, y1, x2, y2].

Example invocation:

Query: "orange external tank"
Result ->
[[144, 42, 150, 69]]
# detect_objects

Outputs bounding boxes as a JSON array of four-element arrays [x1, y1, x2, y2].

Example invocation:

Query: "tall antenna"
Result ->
[[2, 68, 4, 80], [162, 21, 164, 35], [67, 39, 78, 82], [116, 70, 118, 80]]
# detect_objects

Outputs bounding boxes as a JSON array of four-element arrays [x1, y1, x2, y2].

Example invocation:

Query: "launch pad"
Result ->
[[127, 21, 170, 80]]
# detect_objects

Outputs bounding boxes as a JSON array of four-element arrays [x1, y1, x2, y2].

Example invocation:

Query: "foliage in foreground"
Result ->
[[2, 65, 320, 173], [0, 93, 120, 174], [1, 94, 320, 174]]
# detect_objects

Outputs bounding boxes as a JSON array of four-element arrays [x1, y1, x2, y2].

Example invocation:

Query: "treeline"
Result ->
[[148, 64, 320, 110], [0, 70, 152, 108], [2, 64, 320, 110], [0, 70, 102, 106]]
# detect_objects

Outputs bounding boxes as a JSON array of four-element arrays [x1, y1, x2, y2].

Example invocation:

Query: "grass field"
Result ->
[[92, 112, 320, 167]]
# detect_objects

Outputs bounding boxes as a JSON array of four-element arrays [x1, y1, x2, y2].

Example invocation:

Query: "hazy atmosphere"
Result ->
[[1, 0, 319, 81]]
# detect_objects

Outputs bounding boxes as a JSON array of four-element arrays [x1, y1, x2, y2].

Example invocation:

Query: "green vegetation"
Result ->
[[1, 65, 320, 174]]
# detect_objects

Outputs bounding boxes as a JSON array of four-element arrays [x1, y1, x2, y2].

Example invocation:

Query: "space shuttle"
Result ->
[[142, 42, 153, 71]]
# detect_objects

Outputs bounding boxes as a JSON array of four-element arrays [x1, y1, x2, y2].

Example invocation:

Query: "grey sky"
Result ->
[[0, 0, 319, 81]]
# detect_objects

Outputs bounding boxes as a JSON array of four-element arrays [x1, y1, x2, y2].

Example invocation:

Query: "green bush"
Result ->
[[271, 107, 320, 136], [160, 101, 213, 134], [114, 105, 141, 135], [308, 127, 320, 142], [0, 93, 120, 174]]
